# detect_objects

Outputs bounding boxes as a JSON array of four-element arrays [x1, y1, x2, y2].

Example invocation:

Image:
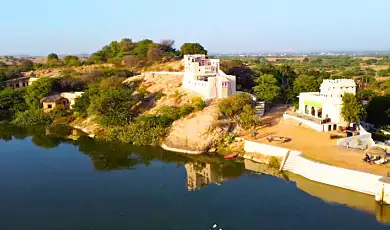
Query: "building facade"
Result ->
[[4, 76, 38, 89], [41, 92, 83, 112], [182, 54, 236, 99], [297, 79, 356, 125]]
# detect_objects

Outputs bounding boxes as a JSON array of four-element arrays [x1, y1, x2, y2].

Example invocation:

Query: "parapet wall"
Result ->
[[243, 139, 390, 204], [283, 113, 323, 131], [244, 140, 289, 158]]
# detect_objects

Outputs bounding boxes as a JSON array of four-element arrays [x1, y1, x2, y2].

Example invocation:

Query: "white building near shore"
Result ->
[[285, 79, 358, 132], [182, 54, 236, 99]]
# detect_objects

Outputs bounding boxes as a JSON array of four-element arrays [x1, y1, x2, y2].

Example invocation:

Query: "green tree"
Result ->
[[341, 93, 365, 127], [179, 43, 207, 57], [88, 88, 137, 125], [63, 55, 80, 66], [253, 74, 281, 103], [132, 39, 153, 59], [0, 89, 27, 112], [47, 53, 59, 63], [292, 75, 321, 102], [366, 96, 390, 127], [24, 78, 57, 108]]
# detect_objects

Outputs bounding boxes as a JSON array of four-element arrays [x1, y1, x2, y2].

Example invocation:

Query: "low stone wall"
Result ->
[[244, 140, 289, 158], [243, 139, 390, 204], [283, 113, 323, 131], [337, 125, 375, 149]]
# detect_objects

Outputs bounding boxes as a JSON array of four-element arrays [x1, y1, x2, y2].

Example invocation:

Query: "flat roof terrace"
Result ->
[[247, 105, 390, 176]]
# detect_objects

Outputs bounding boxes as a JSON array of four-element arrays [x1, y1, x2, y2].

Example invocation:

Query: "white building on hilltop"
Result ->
[[182, 54, 236, 99], [285, 79, 357, 132]]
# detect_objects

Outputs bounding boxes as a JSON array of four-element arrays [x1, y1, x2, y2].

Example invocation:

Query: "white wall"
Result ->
[[336, 126, 375, 149], [244, 140, 290, 158], [183, 78, 213, 98], [283, 151, 382, 196], [283, 113, 324, 131]]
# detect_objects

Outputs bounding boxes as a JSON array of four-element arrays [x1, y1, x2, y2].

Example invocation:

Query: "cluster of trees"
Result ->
[[88, 38, 207, 67]]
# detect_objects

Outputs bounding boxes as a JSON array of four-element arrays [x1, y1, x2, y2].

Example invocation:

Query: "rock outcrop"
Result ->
[[162, 104, 222, 154]]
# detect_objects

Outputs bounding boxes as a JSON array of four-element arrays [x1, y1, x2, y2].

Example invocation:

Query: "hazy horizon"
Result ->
[[1, 0, 389, 56]]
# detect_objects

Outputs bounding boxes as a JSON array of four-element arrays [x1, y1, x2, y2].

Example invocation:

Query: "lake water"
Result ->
[[0, 125, 389, 230]]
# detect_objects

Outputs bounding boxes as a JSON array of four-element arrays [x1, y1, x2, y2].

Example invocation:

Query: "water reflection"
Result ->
[[1, 122, 390, 225], [185, 162, 223, 191]]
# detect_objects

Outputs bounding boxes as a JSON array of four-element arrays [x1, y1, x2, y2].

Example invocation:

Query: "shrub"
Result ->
[[268, 157, 280, 169], [88, 88, 137, 125], [0, 88, 28, 113], [191, 97, 207, 111], [99, 76, 126, 90], [217, 133, 236, 148], [238, 105, 260, 129], [13, 109, 52, 126], [49, 105, 70, 119], [219, 93, 252, 117], [154, 91, 165, 101], [105, 115, 170, 146]]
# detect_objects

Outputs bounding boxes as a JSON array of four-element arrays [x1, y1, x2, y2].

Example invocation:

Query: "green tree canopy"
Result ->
[[253, 74, 281, 103], [47, 53, 59, 62], [341, 93, 365, 126], [292, 75, 321, 102], [88, 88, 137, 125], [63, 55, 80, 66], [24, 78, 58, 108], [0, 89, 27, 112], [179, 43, 207, 57], [365, 96, 390, 127]]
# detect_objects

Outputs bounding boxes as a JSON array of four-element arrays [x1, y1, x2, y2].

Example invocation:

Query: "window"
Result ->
[[48, 104, 52, 109], [16, 84, 19, 88]]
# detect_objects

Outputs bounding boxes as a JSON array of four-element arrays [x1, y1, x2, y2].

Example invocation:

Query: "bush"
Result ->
[[191, 97, 207, 111], [88, 88, 137, 125], [219, 93, 252, 117], [268, 157, 280, 169], [13, 109, 52, 126], [105, 115, 170, 146], [49, 105, 70, 119], [238, 105, 260, 129], [217, 133, 236, 148], [154, 91, 165, 101]]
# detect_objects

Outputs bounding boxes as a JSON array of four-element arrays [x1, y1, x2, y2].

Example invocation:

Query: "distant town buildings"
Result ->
[[182, 54, 236, 99]]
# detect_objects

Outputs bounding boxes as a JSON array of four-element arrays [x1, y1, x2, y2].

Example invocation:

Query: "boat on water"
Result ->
[[224, 153, 238, 159]]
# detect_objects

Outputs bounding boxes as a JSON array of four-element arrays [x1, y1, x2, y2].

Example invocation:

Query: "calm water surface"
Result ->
[[0, 125, 389, 230]]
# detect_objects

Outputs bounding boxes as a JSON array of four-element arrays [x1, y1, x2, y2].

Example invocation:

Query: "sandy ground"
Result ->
[[247, 105, 390, 176]]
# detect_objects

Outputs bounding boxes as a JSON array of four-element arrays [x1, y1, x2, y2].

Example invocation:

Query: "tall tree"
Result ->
[[253, 74, 281, 103], [341, 93, 365, 127], [179, 43, 207, 57], [292, 75, 321, 102]]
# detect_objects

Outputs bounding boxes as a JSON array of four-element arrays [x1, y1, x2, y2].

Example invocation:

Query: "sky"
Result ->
[[0, 0, 389, 55]]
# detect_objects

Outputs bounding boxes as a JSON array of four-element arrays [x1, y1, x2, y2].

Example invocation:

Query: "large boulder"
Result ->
[[162, 104, 222, 154]]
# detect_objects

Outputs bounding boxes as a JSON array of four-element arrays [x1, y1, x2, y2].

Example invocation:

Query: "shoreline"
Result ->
[[243, 139, 390, 204]]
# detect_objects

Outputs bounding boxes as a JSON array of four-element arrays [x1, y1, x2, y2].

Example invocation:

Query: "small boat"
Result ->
[[224, 153, 238, 159]]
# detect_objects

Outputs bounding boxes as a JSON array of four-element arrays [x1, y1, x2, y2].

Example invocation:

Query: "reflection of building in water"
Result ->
[[244, 159, 390, 224], [185, 162, 223, 191], [289, 172, 390, 224]]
